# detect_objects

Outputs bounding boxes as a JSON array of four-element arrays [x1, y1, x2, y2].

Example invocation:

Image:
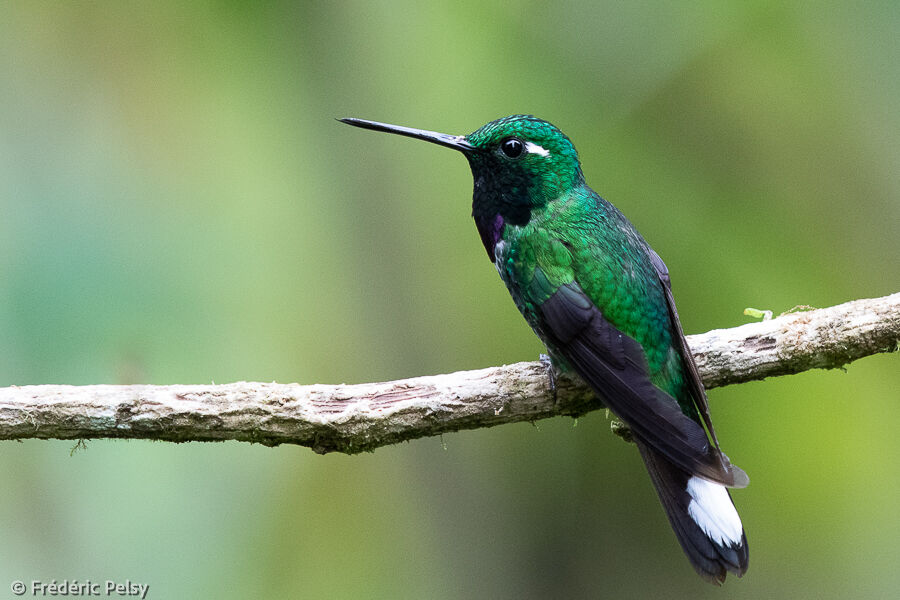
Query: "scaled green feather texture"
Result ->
[[497, 188, 690, 415]]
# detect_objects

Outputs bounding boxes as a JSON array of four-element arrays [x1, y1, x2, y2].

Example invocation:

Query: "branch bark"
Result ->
[[1, 293, 897, 453]]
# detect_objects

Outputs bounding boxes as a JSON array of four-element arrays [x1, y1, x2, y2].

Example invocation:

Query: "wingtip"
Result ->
[[719, 452, 750, 489], [729, 466, 750, 489]]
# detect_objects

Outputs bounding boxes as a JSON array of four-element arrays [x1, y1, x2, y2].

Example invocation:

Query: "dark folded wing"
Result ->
[[645, 247, 722, 448], [536, 278, 747, 488]]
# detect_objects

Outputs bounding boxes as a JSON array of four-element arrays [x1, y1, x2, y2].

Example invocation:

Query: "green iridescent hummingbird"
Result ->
[[340, 115, 749, 584]]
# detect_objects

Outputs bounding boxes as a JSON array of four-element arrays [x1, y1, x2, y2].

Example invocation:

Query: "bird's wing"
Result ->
[[527, 267, 747, 488], [645, 248, 721, 449]]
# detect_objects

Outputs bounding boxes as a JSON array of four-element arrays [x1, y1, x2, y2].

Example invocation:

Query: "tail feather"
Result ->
[[636, 438, 749, 584]]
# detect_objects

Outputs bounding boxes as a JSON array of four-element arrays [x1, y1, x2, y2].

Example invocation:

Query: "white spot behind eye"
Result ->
[[525, 142, 550, 157]]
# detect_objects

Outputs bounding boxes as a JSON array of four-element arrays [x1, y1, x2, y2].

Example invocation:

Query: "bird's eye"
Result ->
[[499, 137, 524, 159]]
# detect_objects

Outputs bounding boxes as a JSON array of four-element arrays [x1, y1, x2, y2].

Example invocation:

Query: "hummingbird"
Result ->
[[340, 115, 749, 584]]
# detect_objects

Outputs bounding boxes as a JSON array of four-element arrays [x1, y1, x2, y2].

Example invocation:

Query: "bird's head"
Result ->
[[340, 115, 584, 226]]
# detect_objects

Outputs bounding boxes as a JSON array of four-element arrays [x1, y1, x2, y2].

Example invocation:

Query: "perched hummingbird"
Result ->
[[340, 115, 749, 584]]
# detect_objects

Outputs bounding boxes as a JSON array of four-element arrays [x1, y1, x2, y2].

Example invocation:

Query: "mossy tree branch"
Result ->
[[1, 293, 897, 454]]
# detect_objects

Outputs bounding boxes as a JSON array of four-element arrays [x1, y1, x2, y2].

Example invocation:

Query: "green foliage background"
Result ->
[[1, 3, 897, 598]]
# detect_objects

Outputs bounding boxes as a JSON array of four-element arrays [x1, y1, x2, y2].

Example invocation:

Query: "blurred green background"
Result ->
[[1, 2, 898, 599]]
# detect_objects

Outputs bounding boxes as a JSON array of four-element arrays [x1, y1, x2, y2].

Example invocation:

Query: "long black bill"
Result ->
[[339, 118, 474, 153]]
